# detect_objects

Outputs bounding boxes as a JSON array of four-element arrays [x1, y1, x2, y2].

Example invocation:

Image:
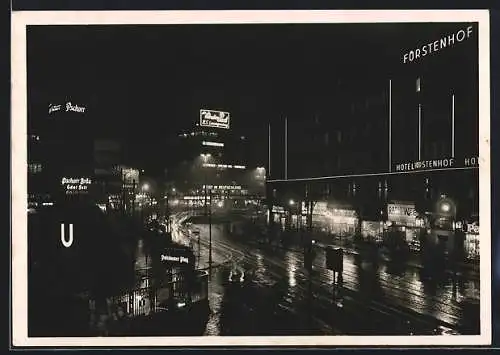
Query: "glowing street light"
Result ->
[[289, 199, 295, 206], [440, 202, 451, 213], [142, 183, 150, 192], [200, 152, 213, 271]]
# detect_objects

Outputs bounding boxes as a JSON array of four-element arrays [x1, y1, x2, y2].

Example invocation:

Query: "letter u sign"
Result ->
[[60, 223, 74, 248]]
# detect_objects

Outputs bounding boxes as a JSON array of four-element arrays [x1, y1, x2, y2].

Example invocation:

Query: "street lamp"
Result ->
[[200, 154, 212, 215], [440, 202, 451, 213]]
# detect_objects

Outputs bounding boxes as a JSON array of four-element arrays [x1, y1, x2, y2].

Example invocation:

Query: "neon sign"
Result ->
[[48, 102, 86, 114], [388, 203, 417, 217], [394, 156, 479, 172], [403, 26, 473, 64], [61, 177, 92, 194]]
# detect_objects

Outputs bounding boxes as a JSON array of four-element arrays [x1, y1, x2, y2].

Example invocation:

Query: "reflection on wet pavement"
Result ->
[[186, 219, 480, 336]]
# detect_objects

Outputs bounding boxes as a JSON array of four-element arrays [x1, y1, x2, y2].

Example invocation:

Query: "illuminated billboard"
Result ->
[[200, 109, 230, 129]]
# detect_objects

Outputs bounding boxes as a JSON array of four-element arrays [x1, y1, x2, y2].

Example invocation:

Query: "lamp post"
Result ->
[[141, 182, 150, 285], [201, 153, 213, 272]]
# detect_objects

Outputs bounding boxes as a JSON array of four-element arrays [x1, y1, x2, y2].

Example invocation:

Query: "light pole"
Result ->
[[142, 183, 150, 224], [141, 183, 150, 284], [201, 153, 213, 272], [289, 199, 296, 231], [209, 190, 213, 272], [201, 154, 211, 217]]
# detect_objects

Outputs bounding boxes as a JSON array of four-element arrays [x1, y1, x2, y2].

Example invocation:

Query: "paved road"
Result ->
[[174, 215, 480, 336]]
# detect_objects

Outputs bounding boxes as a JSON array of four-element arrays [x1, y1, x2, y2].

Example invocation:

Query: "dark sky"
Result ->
[[26, 22, 478, 169]]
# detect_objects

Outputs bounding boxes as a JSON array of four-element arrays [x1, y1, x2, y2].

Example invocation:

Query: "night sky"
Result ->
[[26, 22, 478, 172]]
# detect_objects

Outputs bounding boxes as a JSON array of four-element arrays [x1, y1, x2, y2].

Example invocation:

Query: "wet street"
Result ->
[[169, 215, 480, 336]]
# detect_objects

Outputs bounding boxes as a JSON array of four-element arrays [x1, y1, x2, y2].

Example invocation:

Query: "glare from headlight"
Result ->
[[177, 302, 186, 308]]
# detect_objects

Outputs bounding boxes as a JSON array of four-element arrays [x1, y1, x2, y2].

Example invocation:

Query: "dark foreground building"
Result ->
[[28, 200, 207, 336]]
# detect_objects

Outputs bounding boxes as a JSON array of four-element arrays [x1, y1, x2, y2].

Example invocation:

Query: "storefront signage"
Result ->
[[203, 185, 242, 190], [388, 203, 417, 222], [394, 156, 478, 173], [61, 177, 92, 194], [200, 109, 230, 129], [403, 26, 473, 64], [49, 102, 86, 114], [466, 222, 479, 234]]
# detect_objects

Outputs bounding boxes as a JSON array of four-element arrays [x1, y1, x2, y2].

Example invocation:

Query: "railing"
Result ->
[[101, 270, 209, 319]]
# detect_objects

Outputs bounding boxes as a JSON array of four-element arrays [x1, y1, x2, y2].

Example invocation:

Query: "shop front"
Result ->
[[321, 203, 359, 243]]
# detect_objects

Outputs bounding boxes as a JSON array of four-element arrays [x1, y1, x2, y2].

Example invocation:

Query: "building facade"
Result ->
[[166, 109, 266, 211], [267, 23, 479, 262]]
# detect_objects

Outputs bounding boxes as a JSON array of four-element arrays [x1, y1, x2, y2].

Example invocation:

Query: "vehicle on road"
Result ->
[[227, 267, 246, 286]]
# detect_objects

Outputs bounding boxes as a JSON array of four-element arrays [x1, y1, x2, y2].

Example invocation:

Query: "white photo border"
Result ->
[[11, 9, 491, 347]]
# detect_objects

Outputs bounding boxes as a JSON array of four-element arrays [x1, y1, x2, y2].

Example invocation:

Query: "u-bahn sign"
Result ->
[[200, 109, 230, 129]]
